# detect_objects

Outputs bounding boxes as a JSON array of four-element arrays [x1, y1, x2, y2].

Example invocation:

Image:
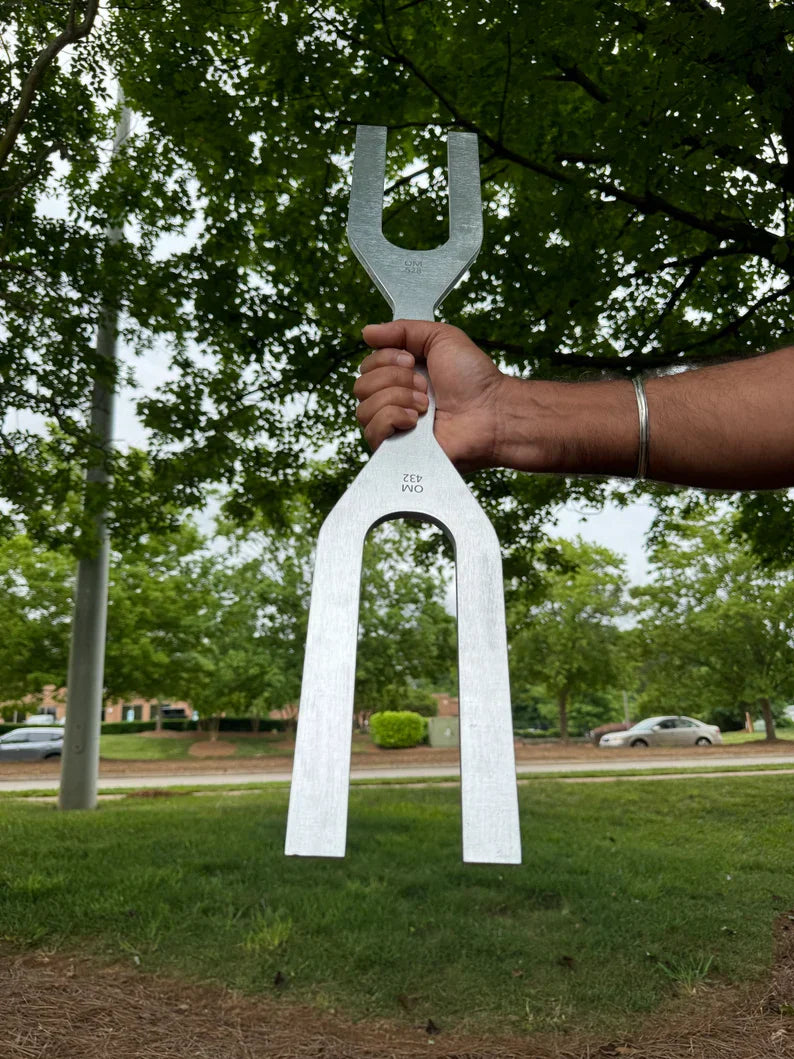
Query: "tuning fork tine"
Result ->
[[347, 125, 483, 321]]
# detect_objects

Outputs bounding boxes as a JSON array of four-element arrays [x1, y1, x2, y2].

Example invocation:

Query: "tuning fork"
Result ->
[[285, 125, 521, 864]]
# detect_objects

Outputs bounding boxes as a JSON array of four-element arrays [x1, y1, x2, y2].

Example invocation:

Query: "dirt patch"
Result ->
[[2, 917, 794, 1058], [187, 739, 237, 757]]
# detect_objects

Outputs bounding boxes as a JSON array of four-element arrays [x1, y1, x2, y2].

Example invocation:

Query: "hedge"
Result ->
[[0, 718, 287, 736], [369, 710, 427, 749], [100, 718, 287, 734]]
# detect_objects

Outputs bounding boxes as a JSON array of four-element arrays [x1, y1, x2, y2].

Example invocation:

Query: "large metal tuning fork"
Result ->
[[285, 125, 521, 864]]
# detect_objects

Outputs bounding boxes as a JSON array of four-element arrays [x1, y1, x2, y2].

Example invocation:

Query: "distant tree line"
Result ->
[[2, 507, 792, 740]]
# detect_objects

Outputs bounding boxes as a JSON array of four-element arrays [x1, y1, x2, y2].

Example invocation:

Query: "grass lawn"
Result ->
[[1, 778, 792, 1036], [98, 732, 296, 760], [721, 729, 794, 745]]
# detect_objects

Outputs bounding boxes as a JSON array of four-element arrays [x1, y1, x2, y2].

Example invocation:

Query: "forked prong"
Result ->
[[347, 125, 483, 321], [446, 132, 483, 251]]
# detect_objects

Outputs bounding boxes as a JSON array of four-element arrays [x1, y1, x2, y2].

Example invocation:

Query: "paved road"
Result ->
[[2, 752, 794, 793]]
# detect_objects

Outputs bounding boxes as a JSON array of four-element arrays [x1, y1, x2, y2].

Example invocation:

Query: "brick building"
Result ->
[[17, 686, 191, 724]]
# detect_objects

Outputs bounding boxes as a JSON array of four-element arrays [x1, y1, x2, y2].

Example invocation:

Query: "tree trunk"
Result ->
[[759, 696, 776, 741], [557, 688, 569, 742], [250, 715, 260, 734], [209, 714, 220, 741], [154, 701, 162, 732]]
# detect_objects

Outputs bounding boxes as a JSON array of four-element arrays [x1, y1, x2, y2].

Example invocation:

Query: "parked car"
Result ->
[[599, 716, 722, 748], [0, 727, 64, 761], [590, 722, 631, 746]]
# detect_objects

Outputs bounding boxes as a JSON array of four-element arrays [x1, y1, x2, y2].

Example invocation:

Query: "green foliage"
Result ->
[[5, 3, 794, 559], [633, 505, 794, 736], [373, 685, 438, 717], [369, 710, 427, 749], [0, 535, 73, 701], [104, 521, 218, 702], [355, 522, 456, 713], [568, 691, 625, 737], [508, 538, 629, 738]]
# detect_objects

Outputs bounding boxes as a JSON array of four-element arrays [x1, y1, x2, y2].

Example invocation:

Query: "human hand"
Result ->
[[354, 320, 508, 472]]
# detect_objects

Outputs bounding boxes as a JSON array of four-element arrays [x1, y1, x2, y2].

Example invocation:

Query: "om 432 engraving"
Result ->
[[401, 473, 424, 493]]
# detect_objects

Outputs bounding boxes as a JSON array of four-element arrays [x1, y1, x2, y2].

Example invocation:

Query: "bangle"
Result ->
[[632, 376, 650, 479]]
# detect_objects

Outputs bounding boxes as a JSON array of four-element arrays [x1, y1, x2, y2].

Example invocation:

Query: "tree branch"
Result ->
[[624, 245, 750, 278], [634, 252, 710, 351], [322, 7, 783, 267], [549, 56, 610, 104], [672, 279, 794, 354], [0, 140, 67, 198], [473, 334, 761, 374], [0, 0, 100, 173], [349, 20, 781, 261]]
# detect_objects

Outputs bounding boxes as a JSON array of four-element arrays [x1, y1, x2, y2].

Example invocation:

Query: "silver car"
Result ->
[[0, 727, 63, 761], [599, 715, 722, 748]]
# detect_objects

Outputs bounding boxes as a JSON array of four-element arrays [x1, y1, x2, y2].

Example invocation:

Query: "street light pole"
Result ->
[[59, 99, 130, 811]]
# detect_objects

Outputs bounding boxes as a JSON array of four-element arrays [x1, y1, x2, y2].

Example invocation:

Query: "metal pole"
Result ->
[[59, 98, 130, 811]]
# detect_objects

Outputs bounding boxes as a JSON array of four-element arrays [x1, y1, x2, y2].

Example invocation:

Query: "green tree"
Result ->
[[103, 521, 219, 716], [633, 508, 794, 739], [356, 523, 456, 716], [0, 535, 73, 711], [0, 522, 219, 718], [5, 3, 794, 559], [508, 538, 628, 739], [181, 525, 314, 735]]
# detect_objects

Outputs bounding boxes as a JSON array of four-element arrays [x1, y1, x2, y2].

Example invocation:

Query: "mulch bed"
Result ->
[[2, 916, 793, 1058]]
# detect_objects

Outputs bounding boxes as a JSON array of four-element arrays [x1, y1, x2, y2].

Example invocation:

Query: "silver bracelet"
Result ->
[[632, 376, 650, 480]]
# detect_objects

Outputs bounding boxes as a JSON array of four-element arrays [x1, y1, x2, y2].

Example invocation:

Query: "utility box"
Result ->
[[427, 716, 459, 748]]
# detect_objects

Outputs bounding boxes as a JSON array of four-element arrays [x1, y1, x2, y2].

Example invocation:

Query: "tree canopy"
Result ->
[[633, 506, 794, 736], [3, 2, 794, 557], [508, 537, 628, 738]]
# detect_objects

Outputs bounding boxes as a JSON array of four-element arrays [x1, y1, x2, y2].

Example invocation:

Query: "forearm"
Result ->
[[495, 347, 794, 490]]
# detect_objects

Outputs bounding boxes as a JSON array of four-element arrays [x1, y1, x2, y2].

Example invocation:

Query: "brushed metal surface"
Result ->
[[285, 125, 521, 864]]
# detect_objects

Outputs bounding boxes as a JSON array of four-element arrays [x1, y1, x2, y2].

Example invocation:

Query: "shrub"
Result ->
[[369, 710, 427, 749]]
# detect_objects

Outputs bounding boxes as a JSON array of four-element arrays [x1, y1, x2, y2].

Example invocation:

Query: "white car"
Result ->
[[600, 715, 722, 748]]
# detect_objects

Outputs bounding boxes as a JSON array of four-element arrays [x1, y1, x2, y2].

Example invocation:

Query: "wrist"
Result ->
[[492, 375, 640, 477]]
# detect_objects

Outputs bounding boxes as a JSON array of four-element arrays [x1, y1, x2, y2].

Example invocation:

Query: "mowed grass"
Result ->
[[98, 732, 294, 760], [722, 728, 794, 744], [0, 777, 792, 1035]]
